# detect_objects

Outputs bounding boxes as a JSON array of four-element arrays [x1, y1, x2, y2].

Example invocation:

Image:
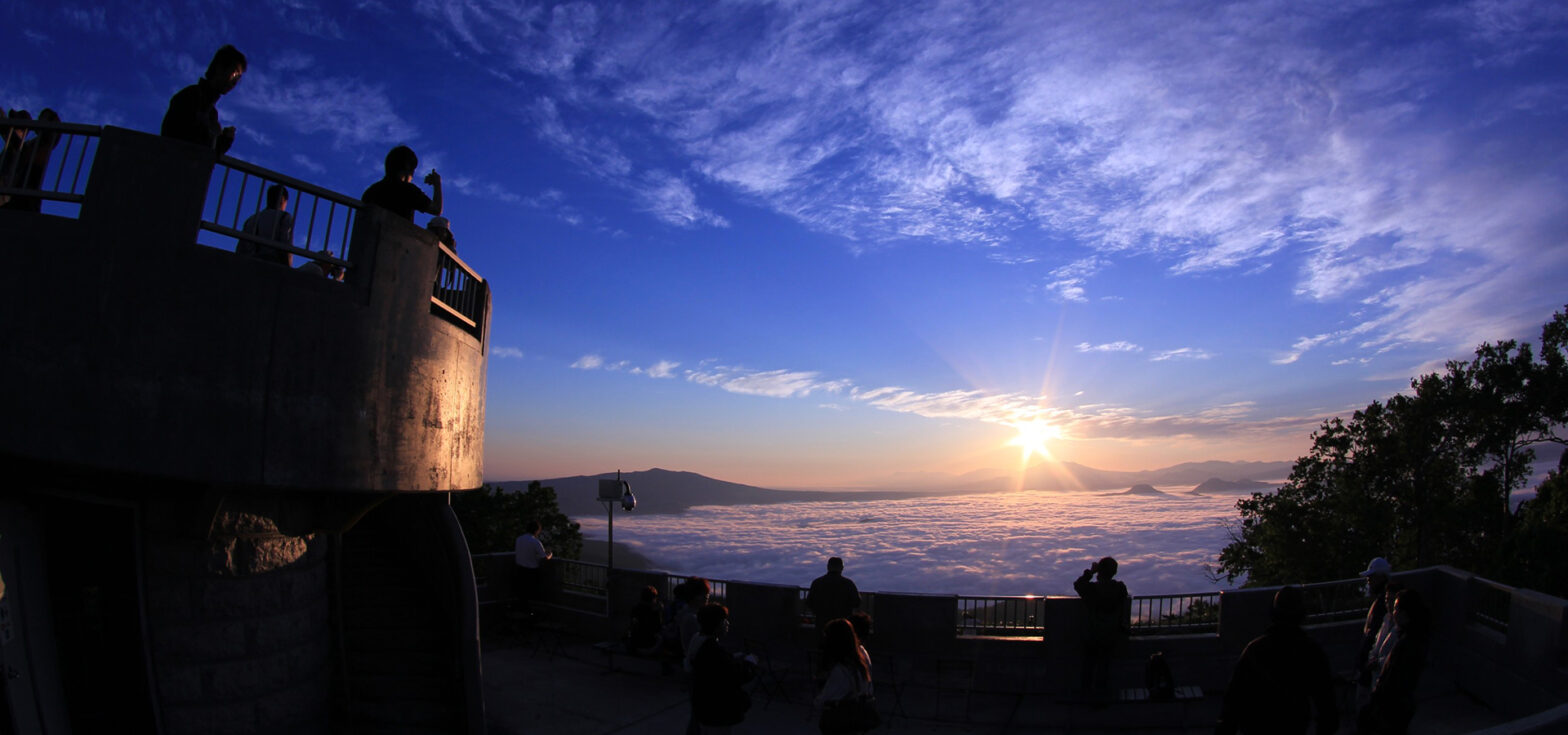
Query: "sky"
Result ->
[[6, 1, 1567, 488]]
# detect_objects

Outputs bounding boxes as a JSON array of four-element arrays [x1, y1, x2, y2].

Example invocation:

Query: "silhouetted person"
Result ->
[[426, 215, 456, 250], [807, 557, 861, 633], [1354, 557, 1393, 700], [678, 577, 713, 666], [362, 144, 442, 221], [1, 108, 62, 212], [688, 603, 755, 734], [239, 184, 294, 265], [161, 45, 245, 155], [627, 585, 664, 655], [1215, 586, 1338, 735], [816, 617, 877, 734], [512, 520, 551, 617], [1358, 588, 1428, 735], [1, 109, 33, 208], [1074, 556, 1129, 702]]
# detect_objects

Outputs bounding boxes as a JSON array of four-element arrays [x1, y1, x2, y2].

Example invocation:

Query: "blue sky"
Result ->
[[7, 1, 1566, 487]]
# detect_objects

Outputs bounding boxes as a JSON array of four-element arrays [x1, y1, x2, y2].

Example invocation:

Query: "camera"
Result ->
[[423, 170, 439, 185]]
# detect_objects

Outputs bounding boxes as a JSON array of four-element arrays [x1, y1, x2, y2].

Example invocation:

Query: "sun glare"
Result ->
[[1006, 420, 1062, 464]]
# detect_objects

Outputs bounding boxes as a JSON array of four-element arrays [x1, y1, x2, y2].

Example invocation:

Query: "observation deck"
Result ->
[[1, 120, 488, 734], [1, 123, 488, 493]]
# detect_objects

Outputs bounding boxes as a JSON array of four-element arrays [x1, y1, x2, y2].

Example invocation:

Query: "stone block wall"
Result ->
[[142, 495, 332, 735]]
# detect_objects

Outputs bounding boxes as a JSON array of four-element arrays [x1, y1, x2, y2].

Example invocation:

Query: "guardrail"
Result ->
[[432, 243, 486, 334], [957, 595, 1048, 636], [556, 558, 609, 597], [1299, 576, 1374, 625], [1469, 576, 1512, 634], [1131, 592, 1221, 635], [0, 119, 100, 217], [199, 156, 357, 273]]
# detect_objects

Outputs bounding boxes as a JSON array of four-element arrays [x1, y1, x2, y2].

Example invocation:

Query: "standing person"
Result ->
[[1215, 586, 1339, 735], [361, 145, 442, 222], [239, 184, 294, 265], [1073, 556, 1129, 703], [161, 45, 245, 155], [679, 578, 713, 667], [1355, 557, 1393, 701], [816, 618, 879, 735], [626, 585, 664, 655], [1358, 588, 1429, 735], [807, 557, 862, 634], [688, 603, 755, 735], [512, 520, 551, 617]]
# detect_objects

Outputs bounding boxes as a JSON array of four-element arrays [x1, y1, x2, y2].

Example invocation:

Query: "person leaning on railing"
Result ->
[[362, 145, 441, 222]]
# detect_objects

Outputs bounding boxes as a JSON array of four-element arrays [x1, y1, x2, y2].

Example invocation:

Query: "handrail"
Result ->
[[1469, 576, 1512, 633], [1131, 591, 1221, 635], [199, 155, 361, 270], [432, 241, 485, 333], [0, 119, 102, 215]]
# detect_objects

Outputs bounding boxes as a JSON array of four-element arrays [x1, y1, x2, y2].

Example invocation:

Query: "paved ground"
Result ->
[[481, 626, 1509, 735]]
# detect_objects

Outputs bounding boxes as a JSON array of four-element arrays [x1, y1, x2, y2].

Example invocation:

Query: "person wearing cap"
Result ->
[[426, 216, 456, 250], [1355, 557, 1393, 698], [1215, 586, 1339, 735]]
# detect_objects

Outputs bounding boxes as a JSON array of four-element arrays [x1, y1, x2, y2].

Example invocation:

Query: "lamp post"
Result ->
[[597, 469, 636, 583]]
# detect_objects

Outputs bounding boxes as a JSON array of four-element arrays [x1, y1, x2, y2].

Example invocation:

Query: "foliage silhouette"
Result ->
[[1217, 306, 1568, 596]]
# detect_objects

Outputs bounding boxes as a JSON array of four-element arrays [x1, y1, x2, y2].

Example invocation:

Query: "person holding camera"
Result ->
[[361, 144, 443, 222]]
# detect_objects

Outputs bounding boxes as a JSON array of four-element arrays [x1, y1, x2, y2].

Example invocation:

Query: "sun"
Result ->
[[1006, 420, 1062, 464]]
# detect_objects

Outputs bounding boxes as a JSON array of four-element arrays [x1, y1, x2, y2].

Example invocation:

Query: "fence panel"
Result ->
[[198, 156, 357, 276], [1131, 592, 1221, 635], [0, 119, 101, 218]]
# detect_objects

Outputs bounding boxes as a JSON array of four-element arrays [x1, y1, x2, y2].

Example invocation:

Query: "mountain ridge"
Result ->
[[495, 460, 1293, 518]]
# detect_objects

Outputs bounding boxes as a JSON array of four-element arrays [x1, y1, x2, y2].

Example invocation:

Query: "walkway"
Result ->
[[481, 626, 1505, 735]]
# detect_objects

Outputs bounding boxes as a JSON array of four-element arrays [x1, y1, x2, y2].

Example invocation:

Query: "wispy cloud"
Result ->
[[648, 360, 680, 378], [1150, 348, 1214, 362], [397, 0, 1568, 364], [233, 73, 417, 149], [588, 352, 1319, 444], [1076, 341, 1142, 353], [636, 172, 729, 229], [492, 346, 525, 359]]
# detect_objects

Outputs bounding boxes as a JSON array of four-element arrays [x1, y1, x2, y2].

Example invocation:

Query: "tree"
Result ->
[[451, 481, 583, 559], [1216, 307, 1568, 588]]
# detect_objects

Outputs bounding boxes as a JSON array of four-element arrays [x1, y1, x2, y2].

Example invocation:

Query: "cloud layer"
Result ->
[[578, 489, 1244, 596]]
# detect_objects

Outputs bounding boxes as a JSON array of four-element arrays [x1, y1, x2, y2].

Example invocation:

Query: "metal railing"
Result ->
[[555, 558, 609, 598], [199, 155, 357, 274], [1298, 577, 1374, 625], [957, 595, 1048, 636], [432, 242, 485, 332], [0, 118, 100, 217], [1469, 576, 1511, 634], [1131, 592, 1221, 635], [669, 574, 728, 605], [797, 589, 877, 628]]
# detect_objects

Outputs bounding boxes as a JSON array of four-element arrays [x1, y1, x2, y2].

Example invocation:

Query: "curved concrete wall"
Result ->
[[0, 127, 486, 493]]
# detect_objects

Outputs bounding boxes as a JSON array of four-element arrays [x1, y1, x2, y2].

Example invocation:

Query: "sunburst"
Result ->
[[1006, 419, 1062, 464]]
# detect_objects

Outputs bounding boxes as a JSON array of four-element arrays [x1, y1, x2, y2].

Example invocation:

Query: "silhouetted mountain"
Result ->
[[1190, 477, 1278, 494], [496, 468, 971, 519], [494, 459, 1296, 518], [1015, 459, 1293, 492], [1117, 484, 1169, 496]]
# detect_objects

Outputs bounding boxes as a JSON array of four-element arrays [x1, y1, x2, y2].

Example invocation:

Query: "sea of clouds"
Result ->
[[577, 489, 1248, 598]]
